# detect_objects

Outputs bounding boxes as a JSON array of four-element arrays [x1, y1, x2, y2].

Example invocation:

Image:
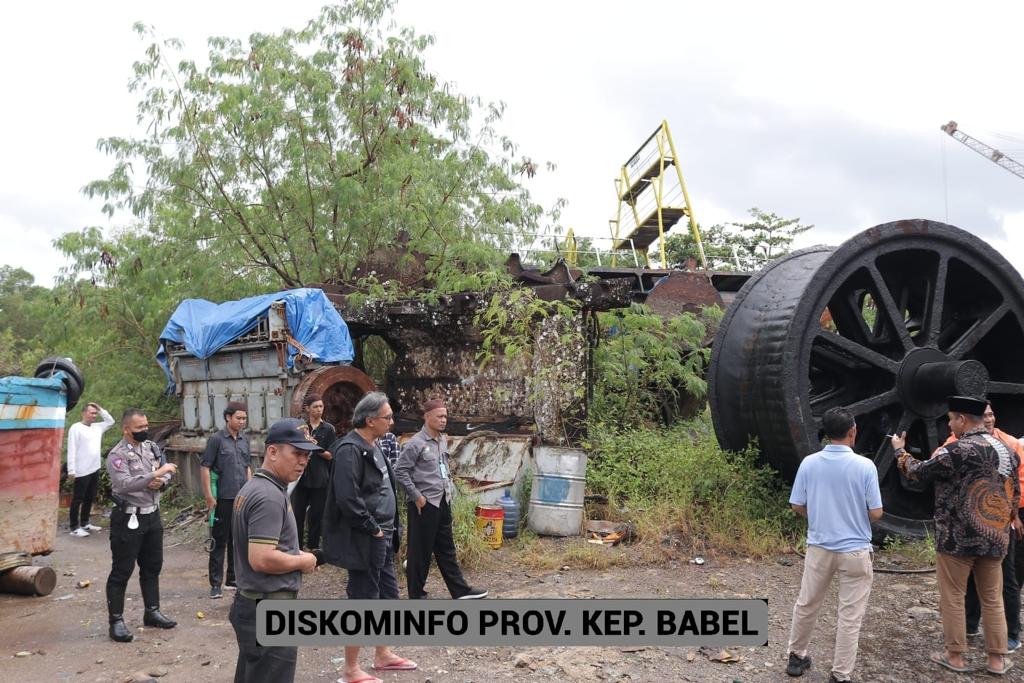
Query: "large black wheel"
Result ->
[[709, 220, 1024, 538], [34, 356, 85, 410]]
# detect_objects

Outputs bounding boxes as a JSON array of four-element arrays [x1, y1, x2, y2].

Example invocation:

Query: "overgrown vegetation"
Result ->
[[584, 415, 800, 558], [592, 304, 722, 426]]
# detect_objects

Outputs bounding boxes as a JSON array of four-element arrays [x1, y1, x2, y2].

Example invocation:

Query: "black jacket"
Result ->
[[322, 430, 401, 571], [299, 420, 337, 489]]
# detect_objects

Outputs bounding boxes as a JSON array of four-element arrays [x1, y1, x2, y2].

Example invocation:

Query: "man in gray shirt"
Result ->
[[323, 392, 418, 682], [201, 402, 252, 598], [394, 397, 487, 600], [230, 418, 319, 683]]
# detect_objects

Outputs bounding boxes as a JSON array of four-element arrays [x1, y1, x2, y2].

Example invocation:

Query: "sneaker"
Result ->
[[1009, 638, 1021, 652], [210, 586, 223, 599], [69, 528, 90, 538], [967, 626, 981, 637], [83, 524, 102, 532], [786, 652, 811, 677], [457, 587, 488, 599], [225, 581, 237, 590], [828, 676, 854, 683]]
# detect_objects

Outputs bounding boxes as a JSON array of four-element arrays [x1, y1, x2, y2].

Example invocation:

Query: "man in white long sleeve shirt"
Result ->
[[67, 402, 115, 536]]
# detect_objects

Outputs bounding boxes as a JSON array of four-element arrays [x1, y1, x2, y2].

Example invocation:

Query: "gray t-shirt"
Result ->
[[371, 446, 397, 533], [201, 429, 251, 499], [232, 469, 302, 593]]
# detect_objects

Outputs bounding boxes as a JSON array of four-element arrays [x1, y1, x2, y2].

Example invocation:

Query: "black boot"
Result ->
[[143, 607, 177, 629], [108, 615, 134, 642]]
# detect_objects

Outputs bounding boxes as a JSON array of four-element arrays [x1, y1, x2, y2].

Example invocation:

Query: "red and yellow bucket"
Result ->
[[475, 504, 504, 549]]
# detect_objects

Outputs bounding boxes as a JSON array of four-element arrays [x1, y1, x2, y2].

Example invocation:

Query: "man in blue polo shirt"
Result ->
[[785, 407, 883, 683]]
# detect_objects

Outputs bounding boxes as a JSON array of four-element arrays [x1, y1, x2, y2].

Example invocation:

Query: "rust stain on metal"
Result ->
[[15, 403, 37, 420], [644, 272, 723, 318]]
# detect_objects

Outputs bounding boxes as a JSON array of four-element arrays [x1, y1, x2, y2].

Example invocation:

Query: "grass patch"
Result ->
[[508, 530, 632, 571], [451, 481, 498, 571], [877, 533, 936, 569], [584, 413, 800, 559]]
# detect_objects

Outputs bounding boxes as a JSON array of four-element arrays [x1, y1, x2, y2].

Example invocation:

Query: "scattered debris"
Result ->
[[699, 647, 741, 664], [690, 557, 705, 565], [53, 594, 73, 601], [15, 651, 32, 658], [585, 521, 632, 547], [75, 580, 90, 589], [196, 611, 205, 619]]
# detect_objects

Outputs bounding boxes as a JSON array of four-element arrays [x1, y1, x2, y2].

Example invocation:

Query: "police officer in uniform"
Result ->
[[106, 408, 178, 642], [230, 418, 319, 683]]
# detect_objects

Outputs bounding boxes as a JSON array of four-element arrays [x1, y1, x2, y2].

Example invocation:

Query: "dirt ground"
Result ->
[[3, 514, 1023, 683]]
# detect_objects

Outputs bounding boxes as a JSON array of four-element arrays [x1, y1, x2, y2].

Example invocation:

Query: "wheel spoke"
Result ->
[[926, 255, 949, 343], [809, 390, 846, 414], [867, 263, 914, 352], [845, 388, 899, 417], [987, 381, 1024, 395], [947, 302, 1010, 359], [813, 330, 899, 374], [873, 411, 912, 476], [829, 290, 873, 345]]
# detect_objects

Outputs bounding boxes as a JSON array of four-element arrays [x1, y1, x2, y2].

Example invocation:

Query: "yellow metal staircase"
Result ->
[[610, 120, 706, 269]]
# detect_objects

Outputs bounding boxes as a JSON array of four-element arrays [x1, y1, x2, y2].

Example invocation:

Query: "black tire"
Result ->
[[34, 356, 85, 410]]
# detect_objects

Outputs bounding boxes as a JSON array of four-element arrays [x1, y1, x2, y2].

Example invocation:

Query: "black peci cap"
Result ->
[[947, 395, 987, 417]]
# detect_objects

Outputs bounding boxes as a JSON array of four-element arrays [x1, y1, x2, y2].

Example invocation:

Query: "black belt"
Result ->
[[239, 590, 297, 600]]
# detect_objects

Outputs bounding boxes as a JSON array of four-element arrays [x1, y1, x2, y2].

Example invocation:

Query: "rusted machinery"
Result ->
[[709, 219, 1024, 538]]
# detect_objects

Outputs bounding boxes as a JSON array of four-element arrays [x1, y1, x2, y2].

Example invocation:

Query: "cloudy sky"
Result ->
[[3, 0, 1024, 286]]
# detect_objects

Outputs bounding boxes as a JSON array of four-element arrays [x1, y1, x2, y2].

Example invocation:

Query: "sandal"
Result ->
[[987, 657, 1014, 676], [372, 657, 418, 671], [930, 651, 970, 673]]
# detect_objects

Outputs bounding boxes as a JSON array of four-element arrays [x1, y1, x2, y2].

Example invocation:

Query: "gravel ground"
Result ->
[[2, 518, 1022, 682]]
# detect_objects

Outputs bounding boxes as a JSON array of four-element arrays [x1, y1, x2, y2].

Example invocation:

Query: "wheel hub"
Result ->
[[896, 347, 989, 420]]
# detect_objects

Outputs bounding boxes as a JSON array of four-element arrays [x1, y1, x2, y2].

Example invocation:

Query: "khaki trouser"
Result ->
[[788, 545, 874, 680], [936, 552, 1006, 655]]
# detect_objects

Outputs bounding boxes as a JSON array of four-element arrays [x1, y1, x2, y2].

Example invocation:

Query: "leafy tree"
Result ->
[[84, 0, 548, 294], [732, 207, 813, 269], [664, 223, 739, 270], [0, 267, 50, 376], [664, 209, 813, 271]]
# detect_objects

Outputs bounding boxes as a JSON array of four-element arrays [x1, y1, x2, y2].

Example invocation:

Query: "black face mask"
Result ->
[[131, 430, 150, 443]]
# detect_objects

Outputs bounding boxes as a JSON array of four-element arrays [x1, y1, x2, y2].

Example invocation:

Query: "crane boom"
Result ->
[[940, 120, 1024, 181]]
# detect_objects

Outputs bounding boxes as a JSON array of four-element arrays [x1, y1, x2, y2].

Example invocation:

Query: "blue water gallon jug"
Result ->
[[499, 488, 519, 539]]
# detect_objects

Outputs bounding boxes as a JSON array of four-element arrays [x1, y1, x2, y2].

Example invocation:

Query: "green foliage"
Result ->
[[451, 480, 493, 570], [85, 0, 548, 290], [592, 304, 720, 426], [0, 267, 50, 376], [475, 287, 579, 368], [664, 208, 813, 271], [664, 223, 738, 270], [585, 415, 800, 556]]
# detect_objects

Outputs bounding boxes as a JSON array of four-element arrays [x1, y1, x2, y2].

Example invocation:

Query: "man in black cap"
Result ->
[[895, 395, 1020, 676], [229, 418, 320, 683]]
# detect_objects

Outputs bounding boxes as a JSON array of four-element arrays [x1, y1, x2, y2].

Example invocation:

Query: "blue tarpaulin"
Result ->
[[156, 288, 354, 391]]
